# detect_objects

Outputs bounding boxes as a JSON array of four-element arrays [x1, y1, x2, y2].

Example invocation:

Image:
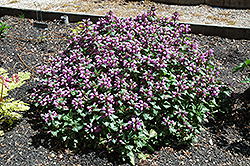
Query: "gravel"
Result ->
[[0, 7, 250, 166], [0, 0, 250, 27]]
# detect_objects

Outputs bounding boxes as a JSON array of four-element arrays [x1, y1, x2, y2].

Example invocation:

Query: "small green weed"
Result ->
[[233, 59, 250, 83], [19, 13, 25, 19], [0, 22, 12, 38]]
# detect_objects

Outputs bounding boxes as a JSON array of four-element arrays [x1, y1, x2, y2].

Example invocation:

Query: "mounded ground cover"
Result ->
[[0, 14, 249, 165]]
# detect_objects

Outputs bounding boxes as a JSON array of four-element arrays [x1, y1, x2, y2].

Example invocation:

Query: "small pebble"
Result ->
[[209, 139, 213, 145]]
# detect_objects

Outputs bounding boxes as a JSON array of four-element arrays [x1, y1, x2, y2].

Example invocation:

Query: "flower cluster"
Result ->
[[33, 10, 231, 164], [0, 74, 19, 90], [40, 110, 57, 122]]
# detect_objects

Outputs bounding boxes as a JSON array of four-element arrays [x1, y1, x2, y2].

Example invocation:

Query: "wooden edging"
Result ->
[[0, 6, 249, 40], [153, 0, 250, 9]]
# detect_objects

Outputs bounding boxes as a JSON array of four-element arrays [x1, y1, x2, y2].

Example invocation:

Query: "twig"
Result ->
[[17, 53, 39, 75], [6, 34, 66, 41]]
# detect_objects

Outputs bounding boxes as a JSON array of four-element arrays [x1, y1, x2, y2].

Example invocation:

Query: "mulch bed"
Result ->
[[0, 15, 250, 166]]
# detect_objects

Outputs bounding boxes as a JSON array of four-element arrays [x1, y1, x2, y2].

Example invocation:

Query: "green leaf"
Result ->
[[138, 153, 146, 160], [241, 77, 250, 83], [109, 114, 118, 120], [74, 139, 78, 144], [245, 59, 250, 66], [135, 110, 142, 116], [87, 133, 94, 139], [189, 93, 195, 99], [173, 105, 179, 110], [223, 90, 231, 97], [153, 109, 158, 116], [63, 121, 69, 127], [193, 136, 198, 143], [169, 127, 177, 133], [127, 151, 135, 165], [200, 127, 205, 132], [0, 130, 4, 136], [163, 104, 170, 109], [118, 100, 123, 106], [125, 145, 134, 151], [138, 131, 147, 139], [103, 122, 110, 127], [143, 129, 149, 137], [201, 105, 210, 113], [71, 90, 76, 95], [133, 70, 140, 74], [72, 125, 83, 132], [149, 129, 157, 138], [110, 122, 118, 131], [143, 113, 154, 120], [147, 144, 155, 152], [51, 130, 58, 137], [233, 62, 246, 73], [210, 98, 218, 107], [135, 140, 145, 148], [160, 68, 168, 76], [138, 153, 150, 160], [53, 120, 61, 127], [143, 48, 150, 53], [197, 116, 202, 123], [62, 136, 68, 141], [160, 94, 165, 100], [153, 105, 161, 110]]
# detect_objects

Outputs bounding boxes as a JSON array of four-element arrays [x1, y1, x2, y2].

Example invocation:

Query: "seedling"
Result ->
[[19, 13, 25, 19], [36, 36, 45, 43], [233, 59, 250, 83], [0, 22, 12, 38]]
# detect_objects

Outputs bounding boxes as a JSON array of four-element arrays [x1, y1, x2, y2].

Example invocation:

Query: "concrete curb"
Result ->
[[0, 6, 249, 40], [154, 0, 250, 9], [183, 22, 250, 40], [0, 6, 103, 23]]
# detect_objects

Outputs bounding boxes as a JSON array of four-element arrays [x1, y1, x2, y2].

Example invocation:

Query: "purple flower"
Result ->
[[32, 9, 231, 158]]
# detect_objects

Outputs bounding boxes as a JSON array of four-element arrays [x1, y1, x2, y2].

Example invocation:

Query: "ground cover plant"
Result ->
[[0, 67, 30, 136], [32, 9, 232, 164]]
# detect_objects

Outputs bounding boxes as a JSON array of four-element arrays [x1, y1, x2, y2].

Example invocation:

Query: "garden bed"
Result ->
[[0, 15, 250, 165]]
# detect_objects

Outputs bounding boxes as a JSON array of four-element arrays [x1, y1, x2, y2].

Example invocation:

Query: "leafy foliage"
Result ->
[[33, 9, 231, 164], [0, 68, 30, 135], [0, 22, 11, 38]]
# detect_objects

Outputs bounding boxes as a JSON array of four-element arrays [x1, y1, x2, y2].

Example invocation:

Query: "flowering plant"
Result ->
[[0, 68, 30, 136], [33, 9, 231, 164]]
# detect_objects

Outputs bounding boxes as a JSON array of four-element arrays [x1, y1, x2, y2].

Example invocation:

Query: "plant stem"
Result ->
[[0, 77, 4, 102]]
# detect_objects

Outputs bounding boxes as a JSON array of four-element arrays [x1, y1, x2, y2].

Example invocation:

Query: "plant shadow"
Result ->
[[23, 103, 133, 165], [204, 87, 250, 157], [22, 86, 250, 165]]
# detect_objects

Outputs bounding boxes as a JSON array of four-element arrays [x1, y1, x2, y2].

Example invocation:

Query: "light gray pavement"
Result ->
[[0, 0, 249, 39], [0, 0, 249, 27]]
